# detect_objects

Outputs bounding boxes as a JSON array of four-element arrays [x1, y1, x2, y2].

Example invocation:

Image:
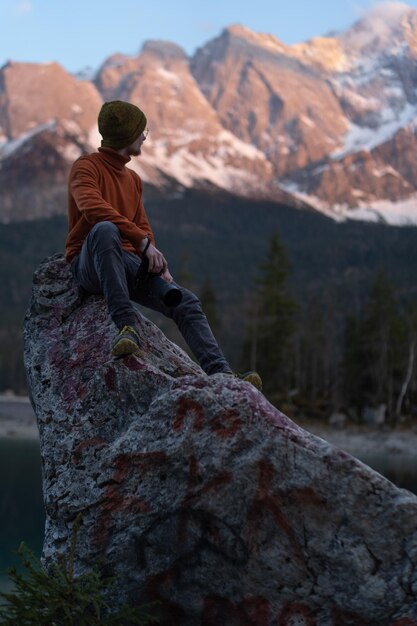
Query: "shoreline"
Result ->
[[0, 421, 39, 439], [0, 394, 39, 439], [300, 421, 417, 460], [1, 395, 417, 459]]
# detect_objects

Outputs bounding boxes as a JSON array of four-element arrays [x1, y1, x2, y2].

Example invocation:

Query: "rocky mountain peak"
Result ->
[[340, 2, 416, 60], [140, 40, 188, 61], [3, 10, 417, 225], [293, 3, 417, 73], [401, 8, 417, 55], [217, 23, 290, 57], [291, 36, 348, 72], [0, 60, 102, 141], [97, 53, 130, 73]]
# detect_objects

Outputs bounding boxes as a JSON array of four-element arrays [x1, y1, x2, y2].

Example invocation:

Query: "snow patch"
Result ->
[[385, 85, 404, 98], [61, 120, 82, 135], [347, 196, 417, 225], [280, 181, 346, 220], [57, 144, 82, 162], [332, 101, 417, 158], [300, 115, 315, 128], [343, 206, 383, 223], [156, 67, 182, 89], [371, 165, 402, 178], [0, 120, 56, 160], [216, 130, 267, 160], [311, 164, 330, 176], [340, 89, 379, 111], [379, 67, 396, 77], [132, 134, 268, 194], [281, 180, 417, 225]]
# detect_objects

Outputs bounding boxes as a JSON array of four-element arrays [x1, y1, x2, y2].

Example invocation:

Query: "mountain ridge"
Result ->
[[1, 2, 417, 225]]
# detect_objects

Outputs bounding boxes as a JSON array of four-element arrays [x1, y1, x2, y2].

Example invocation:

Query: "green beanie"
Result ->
[[98, 100, 147, 149]]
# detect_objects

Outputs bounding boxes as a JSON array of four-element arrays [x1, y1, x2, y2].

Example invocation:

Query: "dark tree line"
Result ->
[[237, 230, 417, 422], [2, 223, 416, 424], [343, 271, 417, 420]]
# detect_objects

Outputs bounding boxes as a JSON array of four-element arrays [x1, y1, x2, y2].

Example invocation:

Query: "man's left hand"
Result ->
[[161, 268, 174, 284]]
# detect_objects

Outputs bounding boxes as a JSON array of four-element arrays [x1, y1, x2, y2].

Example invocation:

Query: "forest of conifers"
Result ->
[[1, 189, 416, 422]]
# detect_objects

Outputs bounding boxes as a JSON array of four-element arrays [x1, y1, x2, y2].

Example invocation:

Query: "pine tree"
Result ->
[[176, 250, 194, 290], [343, 314, 367, 417], [395, 300, 417, 418], [199, 278, 221, 339], [295, 298, 336, 415], [362, 269, 404, 412], [0, 517, 158, 625], [343, 268, 408, 418], [241, 231, 297, 396]]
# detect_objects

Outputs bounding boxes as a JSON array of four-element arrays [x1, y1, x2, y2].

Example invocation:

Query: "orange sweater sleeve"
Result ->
[[131, 172, 155, 247], [69, 159, 152, 253]]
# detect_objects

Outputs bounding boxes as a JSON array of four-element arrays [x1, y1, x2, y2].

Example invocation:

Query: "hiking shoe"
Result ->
[[236, 371, 263, 391], [111, 325, 141, 357]]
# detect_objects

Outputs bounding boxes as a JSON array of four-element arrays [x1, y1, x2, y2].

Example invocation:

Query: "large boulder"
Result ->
[[24, 254, 417, 625]]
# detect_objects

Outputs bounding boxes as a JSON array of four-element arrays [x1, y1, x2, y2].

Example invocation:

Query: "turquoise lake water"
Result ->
[[0, 438, 44, 592], [0, 437, 416, 592]]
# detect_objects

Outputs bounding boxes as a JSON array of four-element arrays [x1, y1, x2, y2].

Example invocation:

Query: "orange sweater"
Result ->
[[66, 147, 154, 262]]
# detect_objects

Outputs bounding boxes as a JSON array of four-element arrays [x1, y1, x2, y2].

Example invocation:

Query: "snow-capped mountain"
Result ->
[[282, 2, 417, 224], [94, 40, 276, 198], [1, 2, 417, 224]]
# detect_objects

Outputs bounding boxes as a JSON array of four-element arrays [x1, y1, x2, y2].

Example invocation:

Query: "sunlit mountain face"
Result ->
[[2, 3, 417, 225]]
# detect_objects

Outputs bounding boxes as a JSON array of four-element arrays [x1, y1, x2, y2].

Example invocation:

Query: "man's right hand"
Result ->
[[143, 241, 168, 274]]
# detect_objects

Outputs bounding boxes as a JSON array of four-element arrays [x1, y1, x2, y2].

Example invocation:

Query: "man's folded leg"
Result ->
[[71, 222, 141, 355]]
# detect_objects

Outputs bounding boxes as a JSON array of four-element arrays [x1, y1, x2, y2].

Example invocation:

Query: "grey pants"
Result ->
[[71, 221, 232, 375]]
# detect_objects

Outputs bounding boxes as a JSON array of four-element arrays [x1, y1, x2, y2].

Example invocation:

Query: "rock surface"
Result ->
[[24, 255, 417, 625]]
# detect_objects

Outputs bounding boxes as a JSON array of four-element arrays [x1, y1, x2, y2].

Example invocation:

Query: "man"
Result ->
[[66, 100, 261, 389]]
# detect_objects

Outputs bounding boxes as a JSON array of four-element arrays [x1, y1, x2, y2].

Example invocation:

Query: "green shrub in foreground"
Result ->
[[0, 517, 159, 625]]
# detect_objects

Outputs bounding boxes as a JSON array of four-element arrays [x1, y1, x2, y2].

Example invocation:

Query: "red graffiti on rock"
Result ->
[[92, 451, 168, 549], [173, 397, 205, 432], [182, 453, 233, 505], [72, 437, 107, 466], [211, 408, 243, 438], [248, 460, 304, 565], [174, 397, 243, 439]]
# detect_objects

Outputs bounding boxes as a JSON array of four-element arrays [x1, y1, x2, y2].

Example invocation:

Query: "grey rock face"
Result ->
[[24, 255, 417, 625]]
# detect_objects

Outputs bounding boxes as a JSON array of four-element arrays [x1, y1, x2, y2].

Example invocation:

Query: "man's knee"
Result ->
[[175, 287, 203, 315], [91, 222, 120, 237], [90, 221, 121, 245]]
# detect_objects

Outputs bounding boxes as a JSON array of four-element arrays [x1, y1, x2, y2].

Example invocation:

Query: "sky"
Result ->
[[1, 0, 417, 74]]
